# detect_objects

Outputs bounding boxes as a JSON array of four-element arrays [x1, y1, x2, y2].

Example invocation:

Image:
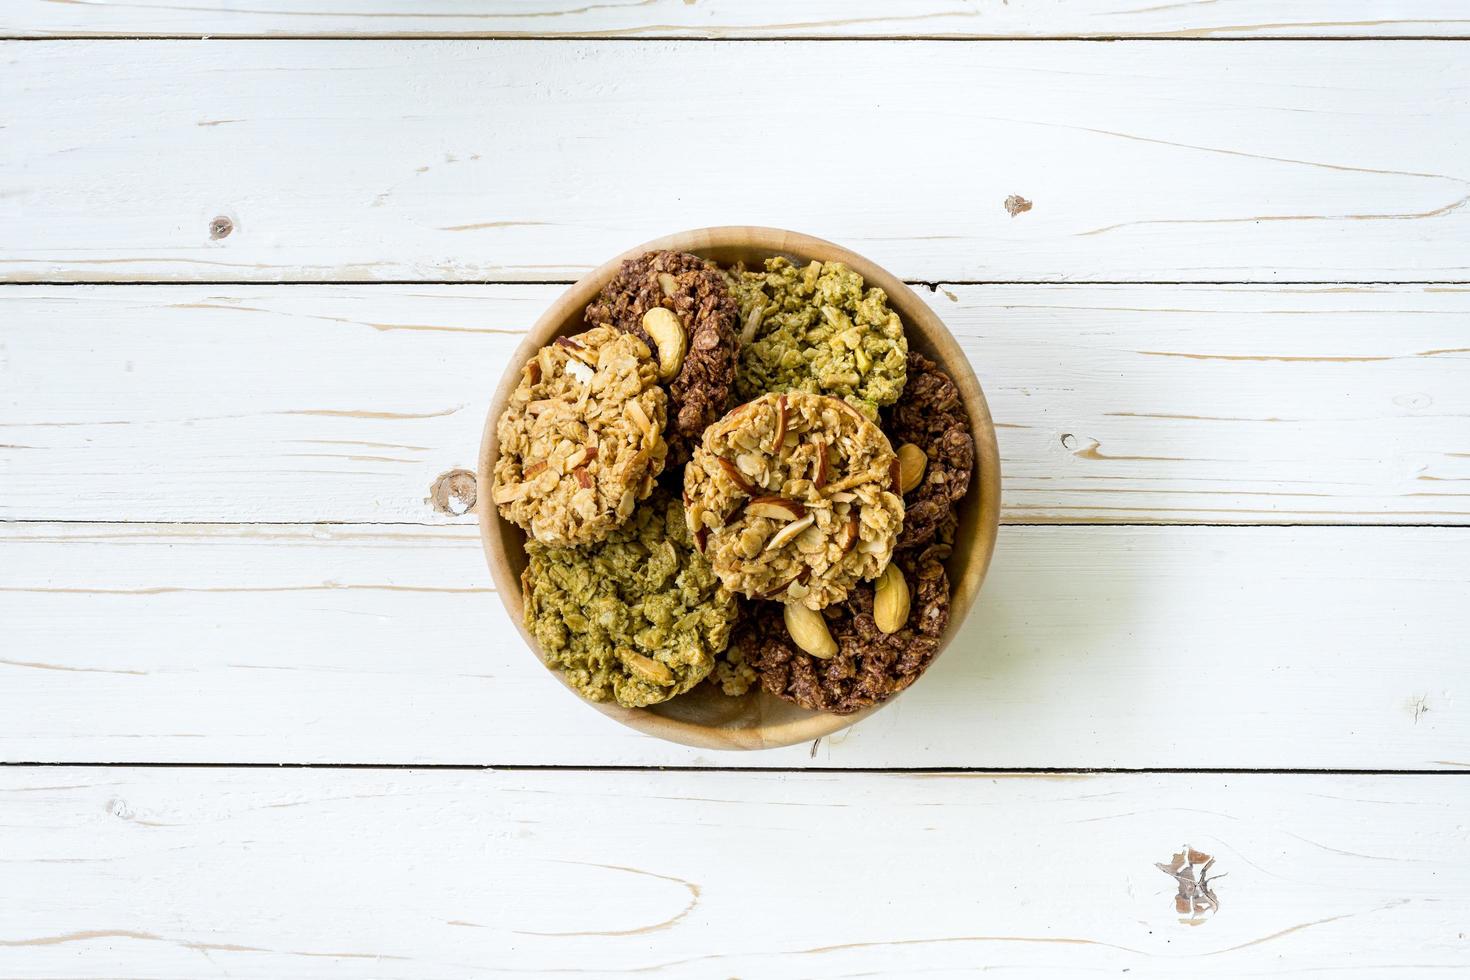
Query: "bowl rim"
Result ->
[[477, 226, 1002, 750]]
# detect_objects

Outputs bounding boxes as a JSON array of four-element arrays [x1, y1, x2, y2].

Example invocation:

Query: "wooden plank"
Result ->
[[5, 1, 1467, 39], [4, 42, 1469, 284], [2, 523, 1466, 768], [5, 284, 1468, 525], [2, 767, 1467, 977]]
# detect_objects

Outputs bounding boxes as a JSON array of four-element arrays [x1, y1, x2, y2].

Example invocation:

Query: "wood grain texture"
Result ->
[[3, 522, 1466, 768], [5, 42, 1470, 284], [5, 0, 1468, 39], [5, 284, 1468, 525], [2, 767, 1467, 977]]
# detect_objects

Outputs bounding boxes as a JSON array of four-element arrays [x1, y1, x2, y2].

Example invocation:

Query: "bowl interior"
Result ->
[[478, 227, 1002, 750]]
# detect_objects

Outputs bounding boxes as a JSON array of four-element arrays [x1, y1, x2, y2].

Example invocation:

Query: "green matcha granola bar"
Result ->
[[731, 257, 907, 420], [522, 488, 737, 708]]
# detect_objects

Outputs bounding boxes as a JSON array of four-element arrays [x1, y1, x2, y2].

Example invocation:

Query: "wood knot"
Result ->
[[1156, 846, 1224, 925], [209, 215, 234, 239], [429, 469, 477, 516], [1004, 195, 1033, 217]]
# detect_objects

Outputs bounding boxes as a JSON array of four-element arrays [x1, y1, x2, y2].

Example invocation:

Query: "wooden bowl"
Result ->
[[477, 227, 1001, 750]]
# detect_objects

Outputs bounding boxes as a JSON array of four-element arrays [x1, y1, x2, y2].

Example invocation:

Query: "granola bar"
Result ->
[[493, 325, 667, 545], [886, 352, 975, 551], [728, 537, 952, 714], [683, 391, 903, 610], [522, 488, 737, 708], [584, 250, 739, 465], [730, 257, 908, 420]]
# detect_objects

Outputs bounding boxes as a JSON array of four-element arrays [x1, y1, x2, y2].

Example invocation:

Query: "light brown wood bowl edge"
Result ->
[[477, 227, 1002, 751]]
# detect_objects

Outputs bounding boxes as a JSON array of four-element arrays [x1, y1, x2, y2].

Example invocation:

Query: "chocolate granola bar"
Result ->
[[726, 538, 952, 713], [584, 250, 739, 464], [886, 351, 975, 550]]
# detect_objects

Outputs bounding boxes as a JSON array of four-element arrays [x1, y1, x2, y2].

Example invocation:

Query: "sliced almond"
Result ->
[[765, 512, 815, 551], [795, 521, 826, 554], [625, 398, 652, 439], [813, 440, 830, 488], [525, 360, 542, 386], [873, 562, 911, 634], [837, 515, 860, 555], [657, 272, 678, 297], [693, 527, 708, 554], [823, 468, 878, 495], [555, 335, 596, 367], [759, 570, 802, 599], [715, 455, 757, 494], [565, 447, 589, 470], [897, 443, 927, 494], [621, 448, 650, 481], [492, 482, 528, 505], [523, 461, 548, 479], [573, 466, 592, 489], [642, 306, 688, 381], [889, 457, 903, 495], [624, 651, 675, 686], [740, 300, 766, 345], [783, 603, 837, 659], [566, 358, 594, 384], [770, 395, 787, 452], [745, 496, 806, 521]]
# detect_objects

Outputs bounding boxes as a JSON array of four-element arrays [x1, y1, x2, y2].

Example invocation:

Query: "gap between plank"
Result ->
[[8, 279, 1470, 288], [5, 35, 1468, 43], [3, 521, 1468, 530], [0, 762, 1467, 775]]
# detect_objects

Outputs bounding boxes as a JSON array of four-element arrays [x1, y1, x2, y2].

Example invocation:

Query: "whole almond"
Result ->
[[783, 602, 837, 659], [873, 562, 910, 634], [897, 443, 927, 494], [642, 306, 688, 381]]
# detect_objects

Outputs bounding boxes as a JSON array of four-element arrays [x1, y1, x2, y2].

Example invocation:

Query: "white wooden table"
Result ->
[[4, 5, 1469, 977]]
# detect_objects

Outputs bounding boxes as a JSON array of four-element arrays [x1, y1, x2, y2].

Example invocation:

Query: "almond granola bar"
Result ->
[[493, 326, 667, 545], [683, 391, 903, 610]]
